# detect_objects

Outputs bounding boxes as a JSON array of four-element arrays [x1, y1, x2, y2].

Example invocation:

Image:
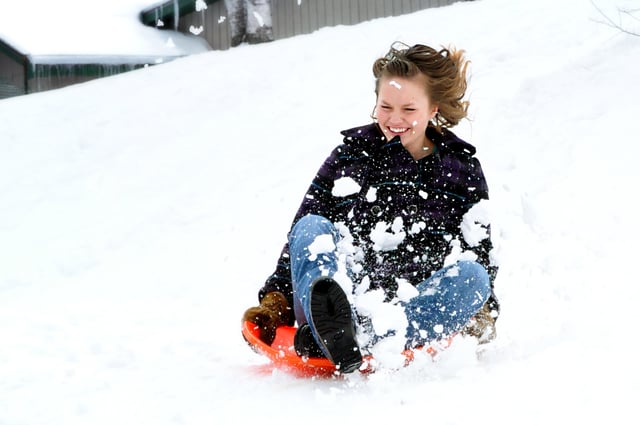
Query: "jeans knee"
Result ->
[[291, 214, 334, 238], [294, 213, 327, 227], [456, 260, 490, 296]]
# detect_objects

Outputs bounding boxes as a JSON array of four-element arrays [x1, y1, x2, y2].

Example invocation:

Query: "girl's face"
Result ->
[[374, 75, 438, 154]]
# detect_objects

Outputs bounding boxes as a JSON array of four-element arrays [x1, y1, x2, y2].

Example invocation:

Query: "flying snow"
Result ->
[[332, 176, 361, 197]]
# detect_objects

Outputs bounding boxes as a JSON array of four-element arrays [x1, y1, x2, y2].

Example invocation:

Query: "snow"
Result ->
[[331, 176, 361, 197], [1, 0, 639, 424], [0, 0, 209, 58], [307, 234, 335, 261], [370, 219, 407, 252]]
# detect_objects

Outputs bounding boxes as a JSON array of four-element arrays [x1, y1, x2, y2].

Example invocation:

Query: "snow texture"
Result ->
[[0, 0, 639, 424], [0, 0, 209, 56]]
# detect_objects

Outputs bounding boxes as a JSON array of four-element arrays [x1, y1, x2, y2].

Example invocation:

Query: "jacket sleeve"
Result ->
[[460, 156, 500, 317], [258, 144, 361, 313]]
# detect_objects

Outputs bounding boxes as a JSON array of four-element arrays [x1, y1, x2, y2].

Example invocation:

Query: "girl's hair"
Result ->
[[372, 42, 470, 132]]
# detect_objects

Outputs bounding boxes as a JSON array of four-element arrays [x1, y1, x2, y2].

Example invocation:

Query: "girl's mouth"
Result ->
[[388, 127, 408, 134]]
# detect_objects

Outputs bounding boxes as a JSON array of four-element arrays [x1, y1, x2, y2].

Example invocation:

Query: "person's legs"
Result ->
[[289, 214, 362, 372], [403, 261, 491, 348], [245, 0, 274, 44], [224, 0, 247, 46]]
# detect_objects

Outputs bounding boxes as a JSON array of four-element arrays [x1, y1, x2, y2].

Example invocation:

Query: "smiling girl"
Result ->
[[243, 42, 499, 373]]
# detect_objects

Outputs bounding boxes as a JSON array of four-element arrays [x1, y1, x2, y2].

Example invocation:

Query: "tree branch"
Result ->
[[590, 0, 640, 36]]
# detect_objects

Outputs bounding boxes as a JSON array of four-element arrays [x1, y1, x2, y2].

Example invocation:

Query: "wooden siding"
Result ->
[[0, 41, 27, 99], [25, 63, 145, 94], [177, 0, 463, 50], [178, 1, 231, 50]]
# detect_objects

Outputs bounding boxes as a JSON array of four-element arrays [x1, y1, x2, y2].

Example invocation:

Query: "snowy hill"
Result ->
[[1, 0, 639, 424]]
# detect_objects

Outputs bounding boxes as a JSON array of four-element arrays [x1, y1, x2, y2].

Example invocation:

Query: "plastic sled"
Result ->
[[242, 321, 452, 377]]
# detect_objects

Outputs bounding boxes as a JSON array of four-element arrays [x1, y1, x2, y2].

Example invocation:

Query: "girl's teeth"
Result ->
[[390, 127, 407, 133]]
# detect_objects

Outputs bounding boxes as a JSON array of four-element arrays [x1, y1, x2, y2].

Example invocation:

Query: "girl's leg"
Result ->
[[288, 214, 341, 324], [288, 214, 362, 372], [403, 261, 491, 348]]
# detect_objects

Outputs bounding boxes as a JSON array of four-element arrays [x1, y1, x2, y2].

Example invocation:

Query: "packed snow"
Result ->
[[0, 0, 208, 57], [1, 0, 639, 424]]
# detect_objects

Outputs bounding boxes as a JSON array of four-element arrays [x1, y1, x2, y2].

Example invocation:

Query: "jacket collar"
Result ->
[[340, 123, 388, 154], [340, 123, 477, 157]]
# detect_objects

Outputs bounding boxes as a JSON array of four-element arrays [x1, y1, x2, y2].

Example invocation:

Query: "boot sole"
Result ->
[[309, 278, 363, 373]]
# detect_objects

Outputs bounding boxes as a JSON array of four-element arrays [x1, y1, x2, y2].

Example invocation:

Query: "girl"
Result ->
[[243, 42, 499, 373]]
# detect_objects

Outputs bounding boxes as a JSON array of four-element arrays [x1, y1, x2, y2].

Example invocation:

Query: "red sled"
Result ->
[[241, 321, 452, 377]]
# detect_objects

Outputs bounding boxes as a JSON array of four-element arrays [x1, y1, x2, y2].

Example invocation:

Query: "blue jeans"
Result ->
[[289, 214, 490, 346], [403, 260, 490, 346], [289, 215, 341, 326]]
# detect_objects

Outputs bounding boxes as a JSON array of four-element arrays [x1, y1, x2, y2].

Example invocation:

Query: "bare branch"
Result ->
[[621, 8, 640, 23], [590, 0, 640, 36]]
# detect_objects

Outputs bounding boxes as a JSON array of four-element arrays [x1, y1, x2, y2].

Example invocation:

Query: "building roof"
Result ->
[[0, 0, 209, 59]]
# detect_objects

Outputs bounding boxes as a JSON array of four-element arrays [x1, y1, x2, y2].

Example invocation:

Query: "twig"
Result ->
[[590, 0, 640, 36]]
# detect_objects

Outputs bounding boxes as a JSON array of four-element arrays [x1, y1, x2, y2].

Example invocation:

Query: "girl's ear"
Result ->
[[430, 105, 439, 120]]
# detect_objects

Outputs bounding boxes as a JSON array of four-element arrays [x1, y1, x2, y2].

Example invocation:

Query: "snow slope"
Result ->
[[1, 0, 639, 423]]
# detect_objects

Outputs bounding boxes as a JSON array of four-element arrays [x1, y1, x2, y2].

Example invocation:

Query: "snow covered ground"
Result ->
[[1, 0, 639, 423]]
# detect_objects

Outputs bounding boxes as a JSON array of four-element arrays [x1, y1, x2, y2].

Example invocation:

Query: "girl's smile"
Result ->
[[375, 75, 438, 159]]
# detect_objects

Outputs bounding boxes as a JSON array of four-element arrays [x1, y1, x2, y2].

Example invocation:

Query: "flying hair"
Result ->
[[372, 42, 470, 132]]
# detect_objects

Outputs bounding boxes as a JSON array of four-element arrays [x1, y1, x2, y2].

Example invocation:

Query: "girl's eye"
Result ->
[[405, 108, 416, 112], [380, 105, 391, 110]]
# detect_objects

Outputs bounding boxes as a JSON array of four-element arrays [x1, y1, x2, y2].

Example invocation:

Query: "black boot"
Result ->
[[306, 278, 363, 373], [294, 323, 325, 357]]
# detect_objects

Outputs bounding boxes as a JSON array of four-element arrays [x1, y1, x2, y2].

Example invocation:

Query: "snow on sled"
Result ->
[[241, 321, 452, 377]]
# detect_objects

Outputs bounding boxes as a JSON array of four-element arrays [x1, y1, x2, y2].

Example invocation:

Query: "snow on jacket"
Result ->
[[260, 123, 499, 323]]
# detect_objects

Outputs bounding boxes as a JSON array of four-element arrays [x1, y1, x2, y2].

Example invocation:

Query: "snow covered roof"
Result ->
[[0, 0, 210, 61]]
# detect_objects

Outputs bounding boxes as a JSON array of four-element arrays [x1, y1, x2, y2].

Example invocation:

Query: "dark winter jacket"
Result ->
[[260, 123, 499, 323]]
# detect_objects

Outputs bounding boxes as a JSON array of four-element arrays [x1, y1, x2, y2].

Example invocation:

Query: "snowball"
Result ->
[[307, 234, 335, 260], [395, 278, 419, 302], [461, 199, 491, 247], [189, 25, 204, 35], [354, 290, 407, 337], [354, 288, 386, 317], [443, 238, 478, 266], [409, 221, 426, 235], [391, 216, 403, 233], [369, 220, 406, 252], [332, 177, 361, 197], [195, 0, 208, 11], [445, 265, 460, 278], [366, 187, 377, 202]]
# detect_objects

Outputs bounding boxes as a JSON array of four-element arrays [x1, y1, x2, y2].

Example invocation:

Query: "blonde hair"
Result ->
[[372, 42, 470, 132]]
